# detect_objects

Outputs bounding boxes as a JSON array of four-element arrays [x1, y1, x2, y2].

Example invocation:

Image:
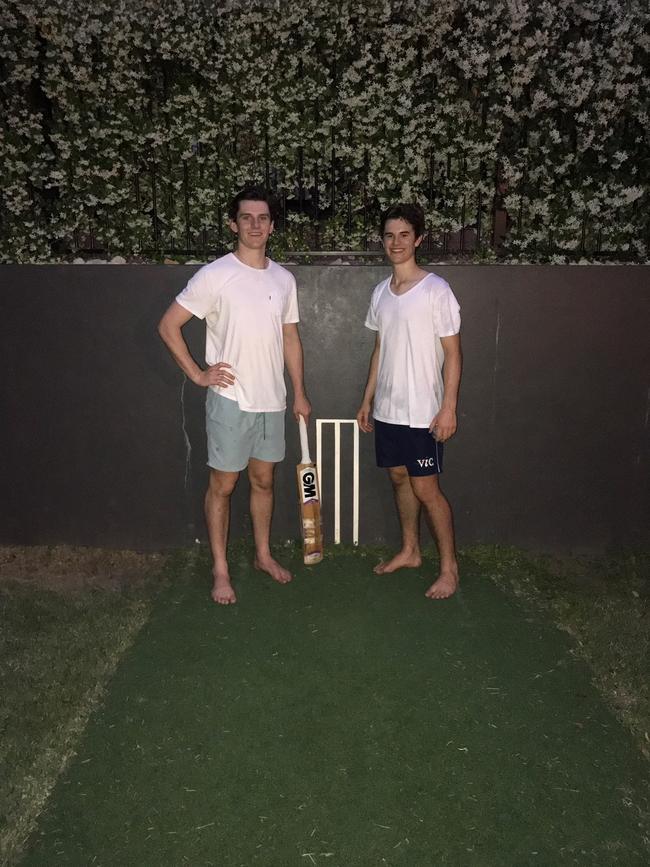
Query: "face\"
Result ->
[[230, 200, 274, 251], [382, 218, 423, 265]]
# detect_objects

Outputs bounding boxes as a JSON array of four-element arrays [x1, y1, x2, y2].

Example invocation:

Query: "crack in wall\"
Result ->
[[180, 376, 192, 491]]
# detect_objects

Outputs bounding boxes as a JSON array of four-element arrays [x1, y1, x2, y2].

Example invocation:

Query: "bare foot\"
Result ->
[[425, 566, 459, 600], [254, 555, 293, 585], [211, 567, 237, 605], [374, 548, 422, 574]]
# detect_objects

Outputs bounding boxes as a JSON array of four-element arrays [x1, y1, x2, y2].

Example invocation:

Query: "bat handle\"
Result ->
[[298, 414, 312, 464]]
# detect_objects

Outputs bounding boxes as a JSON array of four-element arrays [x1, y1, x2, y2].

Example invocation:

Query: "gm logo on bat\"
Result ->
[[299, 466, 318, 503]]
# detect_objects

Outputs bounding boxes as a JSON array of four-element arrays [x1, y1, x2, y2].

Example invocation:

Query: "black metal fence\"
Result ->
[[64, 141, 639, 263]]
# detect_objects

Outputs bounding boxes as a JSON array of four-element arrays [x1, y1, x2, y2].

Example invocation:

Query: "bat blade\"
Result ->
[[297, 461, 323, 565]]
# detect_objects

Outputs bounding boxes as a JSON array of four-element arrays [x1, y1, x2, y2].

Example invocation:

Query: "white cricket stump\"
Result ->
[[315, 419, 360, 546]]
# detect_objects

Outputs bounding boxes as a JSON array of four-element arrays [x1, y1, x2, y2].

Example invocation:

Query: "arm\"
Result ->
[[356, 332, 380, 433], [157, 301, 234, 388], [430, 333, 462, 441], [282, 322, 311, 423]]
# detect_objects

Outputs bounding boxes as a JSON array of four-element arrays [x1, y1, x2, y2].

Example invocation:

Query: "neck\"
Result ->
[[392, 259, 420, 283], [234, 246, 268, 270]]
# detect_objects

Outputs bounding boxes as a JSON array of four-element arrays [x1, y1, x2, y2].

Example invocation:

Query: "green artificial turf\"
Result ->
[[22, 547, 650, 866]]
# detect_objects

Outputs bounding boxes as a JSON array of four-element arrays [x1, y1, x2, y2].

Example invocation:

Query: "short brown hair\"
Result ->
[[228, 186, 278, 223], [380, 203, 426, 238]]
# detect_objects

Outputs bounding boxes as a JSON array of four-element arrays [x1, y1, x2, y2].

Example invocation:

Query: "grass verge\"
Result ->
[[466, 545, 650, 761], [0, 547, 172, 866]]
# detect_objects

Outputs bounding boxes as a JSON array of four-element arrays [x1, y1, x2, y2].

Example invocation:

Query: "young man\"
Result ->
[[357, 203, 462, 599], [158, 187, 311, 605]]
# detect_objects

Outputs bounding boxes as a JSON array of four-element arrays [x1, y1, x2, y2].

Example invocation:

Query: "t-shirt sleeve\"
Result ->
[[282, 274, 300, 324], [433, 282, 461, 337], [175, 265, 216, 320], [365, 287, 380, 331]]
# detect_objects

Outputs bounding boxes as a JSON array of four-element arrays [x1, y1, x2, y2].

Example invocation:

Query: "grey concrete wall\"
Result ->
[[0, 264, 648, 554]]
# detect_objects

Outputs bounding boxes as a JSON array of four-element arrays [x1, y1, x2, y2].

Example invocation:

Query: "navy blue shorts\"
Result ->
[[374, 419, 444, 477]]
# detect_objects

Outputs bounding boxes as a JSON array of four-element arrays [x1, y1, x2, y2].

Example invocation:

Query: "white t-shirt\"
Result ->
[[365, 272, 461, 428], [176, 253, 299, 412]]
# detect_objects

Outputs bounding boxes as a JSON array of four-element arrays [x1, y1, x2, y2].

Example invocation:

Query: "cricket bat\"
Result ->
[[296, 415, 323, 565]]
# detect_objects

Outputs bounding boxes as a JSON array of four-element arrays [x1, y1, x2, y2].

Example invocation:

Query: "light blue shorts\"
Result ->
[[206, 391, 285, 472]]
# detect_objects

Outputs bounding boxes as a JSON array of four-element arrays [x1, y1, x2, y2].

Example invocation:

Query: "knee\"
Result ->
[[388, 466, 409, 488], [410, 477, 442, 506], [208, 472, 238, 498], [249, 473, 273, 494]]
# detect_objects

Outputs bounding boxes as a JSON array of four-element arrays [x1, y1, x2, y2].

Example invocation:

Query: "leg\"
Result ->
[[375, 465, 423, 574], [409, 474, 459, 599], [205, 469, 239, 604], [248, 458, 292, 584]]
